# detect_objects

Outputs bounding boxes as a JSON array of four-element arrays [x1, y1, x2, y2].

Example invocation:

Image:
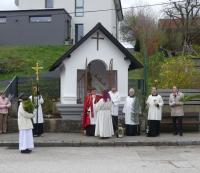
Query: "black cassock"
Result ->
[[146, 120, 160, 137], [33, 123, 44, 136], [125, 124, 140, 136]]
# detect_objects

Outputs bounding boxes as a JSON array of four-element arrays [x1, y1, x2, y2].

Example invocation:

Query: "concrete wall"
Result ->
[[0, 9, 71, 45]]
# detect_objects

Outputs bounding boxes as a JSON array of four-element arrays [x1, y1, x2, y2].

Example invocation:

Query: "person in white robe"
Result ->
[[18, 96, 35, 154], [29, 86, 44, 137], [109, 87, 120, 136], [95, 90, 114, 138], [146, 87, 164, 137], [123, 88, 141, 136]]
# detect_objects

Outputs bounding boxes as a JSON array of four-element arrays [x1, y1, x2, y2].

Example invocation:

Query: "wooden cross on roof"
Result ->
[[32, 62, 43, 81], [91, 31, 104, 51]]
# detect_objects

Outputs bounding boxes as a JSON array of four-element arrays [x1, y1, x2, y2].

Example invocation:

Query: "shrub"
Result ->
[[158, 56, 200, 88]]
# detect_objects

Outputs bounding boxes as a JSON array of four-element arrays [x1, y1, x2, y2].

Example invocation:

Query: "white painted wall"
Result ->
[[17, 0, 118, 41], [60, 30, 130, 104]]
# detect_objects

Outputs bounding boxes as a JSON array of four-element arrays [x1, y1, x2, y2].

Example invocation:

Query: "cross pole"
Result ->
[[91, 31, 104, 51], [32, 62, 43, 81], [32, 62, 43, 136]]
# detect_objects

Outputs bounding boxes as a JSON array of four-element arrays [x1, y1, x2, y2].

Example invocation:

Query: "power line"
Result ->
[[68, 0, 186, 14], [0, 0, 186, 18]]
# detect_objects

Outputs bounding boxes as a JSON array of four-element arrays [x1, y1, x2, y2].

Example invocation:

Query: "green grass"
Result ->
[[0, 45, 144, 93], [0, 45, 71, 80], [129, 69, 144, 79], [128, 51, 144, 80]]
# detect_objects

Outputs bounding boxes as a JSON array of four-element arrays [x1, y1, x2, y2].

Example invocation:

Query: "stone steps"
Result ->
[[56, 104, 83, 120], [56, 103, 124, 120]]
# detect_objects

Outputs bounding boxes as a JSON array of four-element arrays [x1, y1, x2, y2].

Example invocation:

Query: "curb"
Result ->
[[2, 140, 200, 147]]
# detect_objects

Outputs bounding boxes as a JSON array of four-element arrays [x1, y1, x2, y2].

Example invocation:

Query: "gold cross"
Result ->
[[32, 62, 43, 81]]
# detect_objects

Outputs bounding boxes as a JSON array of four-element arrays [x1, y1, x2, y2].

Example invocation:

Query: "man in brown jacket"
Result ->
[[169, 86, 184, 136]]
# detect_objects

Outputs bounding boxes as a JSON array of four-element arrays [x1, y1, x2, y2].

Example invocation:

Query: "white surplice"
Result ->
[[146, 95, 164, 121], [95, 99, 114, 137], [123, 96, 139, 125], [109, 91, 120, 116], [19, 129, 34, 150], [29, 95, 44, 124], [88, 95, 98, 125]]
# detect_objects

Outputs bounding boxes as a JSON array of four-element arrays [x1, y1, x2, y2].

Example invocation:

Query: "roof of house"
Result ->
[[114, 0, 123, 21], [158, 19, 181, 29], [0, 8, 71, 18], [49, 23, 143, 71]]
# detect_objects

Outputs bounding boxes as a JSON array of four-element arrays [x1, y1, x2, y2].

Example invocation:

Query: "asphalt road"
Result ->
[[0, 146, 200, 173]]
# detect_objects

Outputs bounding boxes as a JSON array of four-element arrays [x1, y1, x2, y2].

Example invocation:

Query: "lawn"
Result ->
[[0, 45, 71, 80]]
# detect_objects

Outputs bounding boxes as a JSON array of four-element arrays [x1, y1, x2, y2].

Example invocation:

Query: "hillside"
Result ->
[[0, 45, 71, 80]]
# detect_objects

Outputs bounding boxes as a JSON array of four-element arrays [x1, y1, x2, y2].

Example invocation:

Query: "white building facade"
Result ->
[[50, 23, 143, 104], [15, 0, 123, 43]]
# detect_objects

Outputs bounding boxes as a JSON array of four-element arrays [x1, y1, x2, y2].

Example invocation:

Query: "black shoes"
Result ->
[[173, 132, 183, 136], [21, 149, 32, 154]]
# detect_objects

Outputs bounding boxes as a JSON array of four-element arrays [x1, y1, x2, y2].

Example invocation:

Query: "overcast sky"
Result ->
[[0, 0, 168, 17]]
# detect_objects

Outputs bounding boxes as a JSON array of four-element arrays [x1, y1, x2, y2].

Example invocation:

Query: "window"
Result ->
[[30, 16, 52, 23], [67, 20, 71, 39], [45, 0, 54, 8], [75, 0, 84, 17], [0, 17, 7, 24], [75, 24, 84, 43], [15, 0, 19, 6]]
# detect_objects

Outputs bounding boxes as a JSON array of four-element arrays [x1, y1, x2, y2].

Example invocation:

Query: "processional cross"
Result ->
[[32, 62, 43, 81], [91, 31, 104, 51], [32, 62, 43, 130]]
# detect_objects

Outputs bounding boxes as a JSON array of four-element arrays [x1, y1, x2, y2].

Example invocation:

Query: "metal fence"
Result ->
[[3, 76, 18, 99], [3, 76, 60, 100]]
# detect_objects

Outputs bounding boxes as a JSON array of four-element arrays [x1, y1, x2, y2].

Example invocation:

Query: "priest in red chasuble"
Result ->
[[82, 88, 102, 136]]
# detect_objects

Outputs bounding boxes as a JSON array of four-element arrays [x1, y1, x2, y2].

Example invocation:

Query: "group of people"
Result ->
[[0, 86, 45, 154], [82, 86, 184, 138], [82, 87, 143, 138], [0, 85, 184, 154]]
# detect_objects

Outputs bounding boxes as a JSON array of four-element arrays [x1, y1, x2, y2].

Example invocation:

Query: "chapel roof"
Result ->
[[49, 23, 143, 71]]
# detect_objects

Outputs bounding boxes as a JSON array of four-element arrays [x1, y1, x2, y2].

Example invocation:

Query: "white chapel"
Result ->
[[50, 23, 143, 104]]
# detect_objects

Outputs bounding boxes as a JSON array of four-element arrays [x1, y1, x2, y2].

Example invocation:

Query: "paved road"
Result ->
[[0, 146, 200, 173]]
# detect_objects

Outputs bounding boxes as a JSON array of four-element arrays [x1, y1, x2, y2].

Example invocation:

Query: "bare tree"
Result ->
[[164, 0, 200, 48], [120, 8, 162, 56]]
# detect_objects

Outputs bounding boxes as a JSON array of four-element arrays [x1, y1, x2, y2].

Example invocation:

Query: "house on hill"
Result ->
[[15, 0, 123, 44], [0, 9, 71, 45]]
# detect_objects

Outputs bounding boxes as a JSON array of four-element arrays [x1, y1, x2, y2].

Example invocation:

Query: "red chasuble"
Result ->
[[82, 94, 102, 129]]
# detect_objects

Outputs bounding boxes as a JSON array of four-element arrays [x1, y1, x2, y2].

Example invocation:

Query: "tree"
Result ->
[[164, 0, 200, 48], [120, 8, 162, 56]]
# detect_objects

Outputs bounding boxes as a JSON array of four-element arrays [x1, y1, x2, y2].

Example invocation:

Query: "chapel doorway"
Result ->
[[77, 59, 117, 103]]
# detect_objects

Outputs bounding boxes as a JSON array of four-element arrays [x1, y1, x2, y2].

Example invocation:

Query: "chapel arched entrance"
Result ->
[[77, 59, 117, 103]]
